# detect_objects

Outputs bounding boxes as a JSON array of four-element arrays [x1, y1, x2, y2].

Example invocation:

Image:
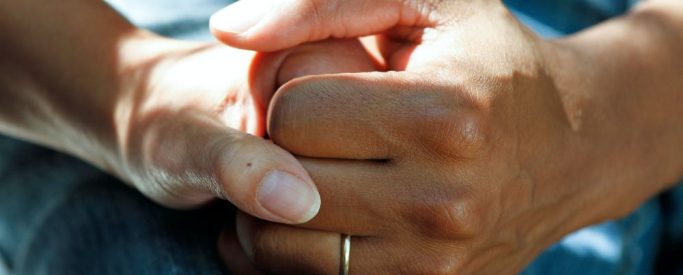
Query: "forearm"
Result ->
[[545, 0, 683, 218], [0, 0, 164, 173]]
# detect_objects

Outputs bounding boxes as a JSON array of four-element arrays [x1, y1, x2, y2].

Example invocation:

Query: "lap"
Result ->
[[0, 135, 233, 275]]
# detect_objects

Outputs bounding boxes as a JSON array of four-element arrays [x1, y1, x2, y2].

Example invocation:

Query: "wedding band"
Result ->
[[340, 234, 351, 275]]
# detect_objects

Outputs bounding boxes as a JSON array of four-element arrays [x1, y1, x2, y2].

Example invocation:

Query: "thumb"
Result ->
[[209, 0, 439, 52], [137, 111, 320, 224]]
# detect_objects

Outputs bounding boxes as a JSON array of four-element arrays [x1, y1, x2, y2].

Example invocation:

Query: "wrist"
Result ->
[[0, 28, 163, 177], [537, 7, 683, 225]]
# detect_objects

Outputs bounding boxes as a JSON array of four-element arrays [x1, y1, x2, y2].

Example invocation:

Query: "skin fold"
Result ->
[[210, 0, 683, 274]]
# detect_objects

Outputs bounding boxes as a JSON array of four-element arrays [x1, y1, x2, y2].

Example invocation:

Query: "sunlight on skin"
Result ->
[[0, 0, 378, 229], [209, 0, 683, 273]]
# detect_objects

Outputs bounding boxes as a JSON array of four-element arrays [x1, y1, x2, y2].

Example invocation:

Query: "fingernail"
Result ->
[[258, 170, 320, 223], [210, 0, 272, 34]]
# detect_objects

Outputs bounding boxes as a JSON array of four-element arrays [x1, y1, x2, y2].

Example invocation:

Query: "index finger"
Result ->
[[209, 0, 439, 52], [268, 71, 470, 161]]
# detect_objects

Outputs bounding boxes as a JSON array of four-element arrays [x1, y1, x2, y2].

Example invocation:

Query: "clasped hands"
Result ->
[[110, 0, 677, 274]]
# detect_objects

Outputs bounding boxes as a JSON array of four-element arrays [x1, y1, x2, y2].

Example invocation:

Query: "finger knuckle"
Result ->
[[428, 256, 463, 275], [408, 253, 463, 275], [416, 108, 488, 159], [412, 197, 483, 239], [300, 0, 344, 40], [428, 112, 486, 158], [303, 0, 326, 39]]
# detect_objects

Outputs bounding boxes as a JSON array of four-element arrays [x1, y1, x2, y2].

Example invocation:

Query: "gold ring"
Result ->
[[340, 234, 351, 275]]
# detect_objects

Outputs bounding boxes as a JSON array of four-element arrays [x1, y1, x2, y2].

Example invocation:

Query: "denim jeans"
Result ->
[[0, 0, 681, 274]]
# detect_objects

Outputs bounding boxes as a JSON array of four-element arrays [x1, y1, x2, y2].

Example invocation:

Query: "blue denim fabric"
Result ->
[[505, 0, 639, 35], [0, 0, 681, 274], [105, 0, 233, 41], [0, 138, 233, 275]]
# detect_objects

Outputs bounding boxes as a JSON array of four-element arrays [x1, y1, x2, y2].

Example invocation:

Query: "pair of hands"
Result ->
[[112, 0, 683, 273], [206, 1, 586, 273], [115, 37, 375, 223]]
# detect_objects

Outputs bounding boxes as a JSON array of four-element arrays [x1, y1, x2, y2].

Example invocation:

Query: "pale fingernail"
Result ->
[[210, 0, 271, 34], [258, 170, 321, 223]]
